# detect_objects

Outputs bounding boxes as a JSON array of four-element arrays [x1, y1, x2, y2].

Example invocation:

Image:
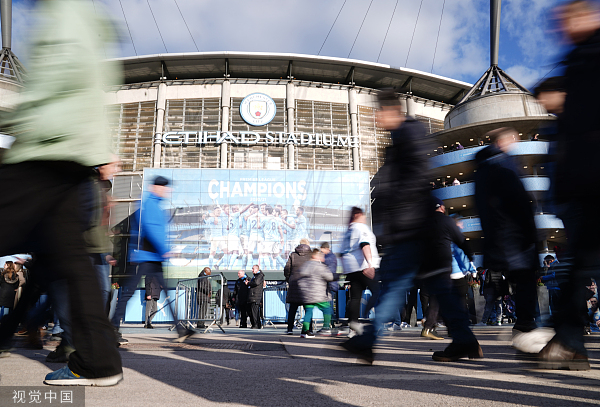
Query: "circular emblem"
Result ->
[[240, 93, 277, 126]]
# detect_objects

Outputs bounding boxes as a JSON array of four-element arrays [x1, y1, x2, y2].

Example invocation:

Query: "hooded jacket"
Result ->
[[474, 144, 538, 272], [294, 260, 334, 304], [129, 192, 170, 264], [284, 244, 312, 303]]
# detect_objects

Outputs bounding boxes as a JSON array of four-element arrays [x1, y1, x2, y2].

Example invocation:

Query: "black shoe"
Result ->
[[144, 324, 154, 329], [46, 344, 75, 363], [432, 342, 483, 362], [340, 339, 374, 365], [251, 326, 262, 329], [115, 330, 129, 347], [239, 325, 248, 328], [196, 323, 206, 329]]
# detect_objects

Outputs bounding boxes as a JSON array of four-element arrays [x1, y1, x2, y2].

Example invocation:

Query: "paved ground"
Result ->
[[1, 323, 599, 406]]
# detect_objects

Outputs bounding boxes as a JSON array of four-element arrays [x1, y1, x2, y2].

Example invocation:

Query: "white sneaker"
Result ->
[[400, 322, 410, 329], [512, 327, 555, 354], [349, 321, 364, 336]]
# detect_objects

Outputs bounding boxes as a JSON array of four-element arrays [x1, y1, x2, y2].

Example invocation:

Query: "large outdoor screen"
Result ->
[[138, 169, 371, 278]]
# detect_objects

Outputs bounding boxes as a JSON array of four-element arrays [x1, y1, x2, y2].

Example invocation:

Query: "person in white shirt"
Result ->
[[341, 207, 381, 336]]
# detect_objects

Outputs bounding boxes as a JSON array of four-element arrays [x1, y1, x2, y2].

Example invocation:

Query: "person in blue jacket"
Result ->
[[111, 176, 194, 344]]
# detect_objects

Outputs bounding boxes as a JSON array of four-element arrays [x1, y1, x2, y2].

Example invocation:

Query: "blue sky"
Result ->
[[11, 0, 575, 88]]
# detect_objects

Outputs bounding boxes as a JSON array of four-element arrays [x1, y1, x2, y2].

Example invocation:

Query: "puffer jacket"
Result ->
[[284, 244, 312, 304], [294, 260, 334, 304]]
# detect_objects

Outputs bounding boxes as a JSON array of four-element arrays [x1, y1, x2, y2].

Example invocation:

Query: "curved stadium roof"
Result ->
[[115, 51, 472, 105]]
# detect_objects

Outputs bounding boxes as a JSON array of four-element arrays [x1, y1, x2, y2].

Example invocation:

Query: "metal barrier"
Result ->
[[175, 273, 226, 333]]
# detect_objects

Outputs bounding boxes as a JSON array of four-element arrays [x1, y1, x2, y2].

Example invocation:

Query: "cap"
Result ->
[[153, 176, 170, 186], [433, 197, 444, 210]]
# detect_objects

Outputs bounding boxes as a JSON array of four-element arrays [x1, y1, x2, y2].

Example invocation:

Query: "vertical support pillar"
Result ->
[[220, 80, 230, 169], [349, 88, 359, 171], [405, 95, 416, 118], [152, 82, 167, 168], [286, 82, 295, 170]]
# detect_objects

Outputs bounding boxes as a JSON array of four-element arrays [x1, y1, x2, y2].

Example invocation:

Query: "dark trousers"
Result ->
[[236, 302, 248, 327], [346, 271, 381, 323], [248, 302, 261, 328], [452, 276, 477, 324], [0, 162, 122, 378], [111, 262, 180, 331], [423, 293, 440, 330], [422, 273, 477, 345]]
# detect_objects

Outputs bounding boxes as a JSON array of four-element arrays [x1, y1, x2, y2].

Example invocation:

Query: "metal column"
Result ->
[[490, 0, 501, 66], [152, 82, 167, 168], [1, 0, 12, 49], [220, 80, 230, 169], [348, 88, 360, 171], [286, 82, 295, 169], [405, 95, 416, 117]]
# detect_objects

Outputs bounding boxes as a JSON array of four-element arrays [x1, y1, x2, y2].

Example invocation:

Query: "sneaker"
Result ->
[[538, 338, 590, 370], [512, 327, 555, 354], [44, 366, 123, 386], [348, 321, 364, 336], [317, 329, 332, 336], [300, 331, 315, 338], [115, 331, 129, 347], [286, 330, 294, 335], [175, 328, 196, 343], [400, 322, 410, 329], [0, 351, 10, 358], [432, 342, 483, 362], [421, 328, 444, 340], [46, 345, 75, 363]]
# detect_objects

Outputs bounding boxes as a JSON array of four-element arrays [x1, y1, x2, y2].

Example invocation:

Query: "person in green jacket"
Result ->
[[0, 0, 123, 386]]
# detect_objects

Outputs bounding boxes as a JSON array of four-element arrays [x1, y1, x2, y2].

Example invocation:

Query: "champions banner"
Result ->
[[140, 169, 371, 277]]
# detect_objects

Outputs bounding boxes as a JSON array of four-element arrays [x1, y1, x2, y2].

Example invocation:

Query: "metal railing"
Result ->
[[175, 273, 227, 333]]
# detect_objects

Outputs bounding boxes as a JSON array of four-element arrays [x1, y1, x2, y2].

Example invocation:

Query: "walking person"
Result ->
[[0, 262, 19, 317], [474, 127, 541, 350], [111, 176, 194, 344], [284, 239, 312, 334], [0, 0, 123, 385], [246, 265, 264, 329], [341, 207, 381, 337], [321, 242, 339, 325], [233, 270, 250, 328], [144, 275, 161, 329], [197, 267, 212, 329], [341, 89, 434, 364]]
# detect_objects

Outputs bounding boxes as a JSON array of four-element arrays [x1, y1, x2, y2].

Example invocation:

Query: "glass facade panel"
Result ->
[[228, 97, 287, 170], [108, 101, 156, 172], [162, 98, 221, 168], [415, 115, 444, 135]]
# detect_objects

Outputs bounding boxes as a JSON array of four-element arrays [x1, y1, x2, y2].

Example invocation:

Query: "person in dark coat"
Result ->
[[416, 197, 481, 359], [284, 240, 312, 334], [478, 268, 506, 326], [246, 265, 264, 329], [233, 270, 250, 327], [474, 127, 539, 340], [537, 1, 600, 370], [321, 242, 339, 323], [144, 275, 161, 328], [0, 262, 19, 316], [342, 90, 434, 364], [197, 267, 212, 329], [215, 277, 231, 325]]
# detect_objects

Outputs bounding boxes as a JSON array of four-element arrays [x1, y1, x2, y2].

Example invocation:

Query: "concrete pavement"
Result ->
[[1, 324, 599, 406]]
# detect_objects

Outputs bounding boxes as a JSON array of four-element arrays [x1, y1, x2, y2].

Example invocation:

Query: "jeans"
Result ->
[[349, 240, 423, 349], [481, 289, 502, 324], [111, 262, 181, 332], [0, 161, 122, 378], [90, 253, 111, 314]]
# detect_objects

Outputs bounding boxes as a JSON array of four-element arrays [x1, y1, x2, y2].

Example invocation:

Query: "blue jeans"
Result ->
[[350, 240, 423, 349], [90, 253, 111, 314]]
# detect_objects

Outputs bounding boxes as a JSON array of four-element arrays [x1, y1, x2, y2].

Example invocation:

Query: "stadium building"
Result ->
[[106, 51, 474, 281]]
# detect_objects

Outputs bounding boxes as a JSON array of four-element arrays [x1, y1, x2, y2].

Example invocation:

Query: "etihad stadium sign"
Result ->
[[161, 131, 359, 148]]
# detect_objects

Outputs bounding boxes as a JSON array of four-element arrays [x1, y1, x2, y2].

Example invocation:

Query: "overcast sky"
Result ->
[[11, 0, 572, 88]]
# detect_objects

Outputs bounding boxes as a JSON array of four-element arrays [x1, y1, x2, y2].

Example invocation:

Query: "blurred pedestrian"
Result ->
[[144, 275, 161, 329], [197, 267, 212, 329], [341, 89, 433, 364], [538, 0, 600, 370], [0, 0, 123, 384], [0, 262, 19, 317]]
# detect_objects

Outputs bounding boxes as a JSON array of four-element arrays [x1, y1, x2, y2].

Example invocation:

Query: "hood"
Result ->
[[295, 244, 311, 255], [475, 144, 503, 165]]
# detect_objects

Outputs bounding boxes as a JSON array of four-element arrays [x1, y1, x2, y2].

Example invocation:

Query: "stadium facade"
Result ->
[[107, 52, 474, 281]]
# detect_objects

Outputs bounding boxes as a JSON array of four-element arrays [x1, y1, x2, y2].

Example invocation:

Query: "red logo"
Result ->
[[255, 111, 261, 117]]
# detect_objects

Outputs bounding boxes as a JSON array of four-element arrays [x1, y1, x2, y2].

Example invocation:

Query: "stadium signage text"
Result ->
[[162, 131, 359, 148]]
